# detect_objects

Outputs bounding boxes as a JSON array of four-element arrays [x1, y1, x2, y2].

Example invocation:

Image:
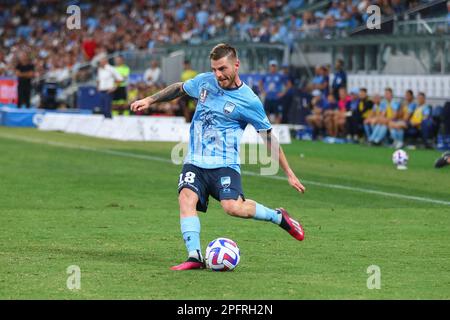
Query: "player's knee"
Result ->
[[178, 189, 198, 210], [221, 200, 242, 217]]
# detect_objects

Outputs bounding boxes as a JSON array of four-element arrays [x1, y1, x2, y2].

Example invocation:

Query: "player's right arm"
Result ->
[[130, 82, 186, 112]]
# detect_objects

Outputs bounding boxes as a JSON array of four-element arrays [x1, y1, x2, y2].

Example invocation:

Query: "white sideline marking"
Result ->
[[1, 132, 449, 206], [242, 171, 450, 206]]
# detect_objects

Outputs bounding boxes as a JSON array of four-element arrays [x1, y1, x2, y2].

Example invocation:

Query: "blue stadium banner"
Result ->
[[0, 107, 45, 127], [0, 107, 93, 128]]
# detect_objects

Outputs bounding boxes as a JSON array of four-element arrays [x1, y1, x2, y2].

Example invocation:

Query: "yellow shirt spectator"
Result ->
[[181, 69, 198, 82]]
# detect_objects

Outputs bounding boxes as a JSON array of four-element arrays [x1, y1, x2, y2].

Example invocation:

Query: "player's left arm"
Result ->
[[261, 130, 305, 194]]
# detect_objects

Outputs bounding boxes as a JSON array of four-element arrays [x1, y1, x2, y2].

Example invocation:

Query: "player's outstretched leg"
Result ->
[[221, 198, 305, 241], [171, 188, 205, 270]]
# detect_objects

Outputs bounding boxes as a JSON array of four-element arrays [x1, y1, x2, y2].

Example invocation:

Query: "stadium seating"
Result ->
[[0, 0, 448, 150]]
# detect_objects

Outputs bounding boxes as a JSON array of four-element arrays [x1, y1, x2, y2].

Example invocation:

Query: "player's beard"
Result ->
[[218, 71, 237, 89]]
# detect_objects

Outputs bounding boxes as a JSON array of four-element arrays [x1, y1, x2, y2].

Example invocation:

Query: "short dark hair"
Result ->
[[209, 43, 237, 61], [360, 88, 367, 93], [406, 89, 414, 97], [385, 87, 393, 93], [418, 92, 426, 98]]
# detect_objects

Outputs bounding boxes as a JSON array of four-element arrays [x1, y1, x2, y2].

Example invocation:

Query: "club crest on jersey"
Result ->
[[223, 102, 236, 114], [221, 176, 231, 189], [199, 88, 208, 103]]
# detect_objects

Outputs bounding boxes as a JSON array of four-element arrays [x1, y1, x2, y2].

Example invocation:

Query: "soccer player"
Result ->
[[131, 44, 306, 271]]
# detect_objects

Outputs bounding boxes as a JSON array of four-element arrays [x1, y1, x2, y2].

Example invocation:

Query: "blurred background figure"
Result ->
[[388, 89, 416, 149], [144, 60, 161, 87], [0, 51, 7, 76], [15, 52, 35, 109], [364, 93, 382, 141], [305, 89, 325, 139], [346, 87, 372, 143], [331, 59, 347, 101], [368, 88, 400, 145], [179, 59, 198, 122], [279, 63, 295, 124], [407, 92, 435, 148], [333, 87, 351, 138], [112, 56, 130, 116], [96, 55, 123, 118], [260, 60, 286, 124], [322, 92, 338, 137]]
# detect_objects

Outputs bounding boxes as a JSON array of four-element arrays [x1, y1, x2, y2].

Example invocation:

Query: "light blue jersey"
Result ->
[[182, 72, 272, 173]]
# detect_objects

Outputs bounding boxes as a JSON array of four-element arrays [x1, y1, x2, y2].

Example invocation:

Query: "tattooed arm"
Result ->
[[130, 82, 186, 112]]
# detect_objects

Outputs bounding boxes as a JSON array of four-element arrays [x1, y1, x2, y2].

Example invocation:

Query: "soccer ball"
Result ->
[[392, 149, 409, 169], [205, 238, 240, 271]]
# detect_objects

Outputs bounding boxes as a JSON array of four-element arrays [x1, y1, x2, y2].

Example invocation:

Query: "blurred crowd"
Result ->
[[1, 0, 448, 149], [0, 0, 294, 80], [297, 59, 449, 149], [0, 0, 440, 81]]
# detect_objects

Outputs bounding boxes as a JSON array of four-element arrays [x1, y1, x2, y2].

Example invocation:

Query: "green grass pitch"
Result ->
[[0, 126, 449, 299]]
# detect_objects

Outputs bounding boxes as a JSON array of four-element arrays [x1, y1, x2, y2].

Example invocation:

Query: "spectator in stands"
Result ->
[[344, 87, 360, 140], [347, 87, 373, 142], [442, 100, 450, 137], [306, 89, 326, 139], [363, 93, 382, 140], [82, 32, 97, 62], [299, 11, 318, 37], [15, 52, 35, 109], [391, 0, 407, 14], [407, 92, 434, 148], [279, 64, 295, 123], [258, 18, 272, 43], [0, 51, 7, 76], [323, 93, 338, 137], [320, 12, 337, 35], [179, 59, 198, 122], [127, 83, 138, 110], [0, 0, 425, 87], [112, 55, 130, 116], [311, 65, 329, 97], [311, 65, 323, 91], [295, 83, 314, 125], [96, 55, 123, 119], [333, 87, 352, 138], [143, 60, 162, 87], [331, 59, 347, 100], [380, 0, 395, 15], [388, 89, 416, 149], [368, 87, 400, 145], [321, 65, 330, 97], [448, 1, 450, 26], [260, 60, 286, 124]]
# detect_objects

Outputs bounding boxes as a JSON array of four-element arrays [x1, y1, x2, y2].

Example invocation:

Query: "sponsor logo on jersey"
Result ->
[[199, 88, 208, 103]]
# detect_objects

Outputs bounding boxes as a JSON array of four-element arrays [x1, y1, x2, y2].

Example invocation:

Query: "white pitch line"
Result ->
[[242, 171, 450, 206], [1, 132, 449, 206]]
